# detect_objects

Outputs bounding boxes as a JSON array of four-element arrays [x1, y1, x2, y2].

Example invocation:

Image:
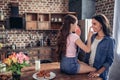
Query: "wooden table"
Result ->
[[21, 62, 102, 80]]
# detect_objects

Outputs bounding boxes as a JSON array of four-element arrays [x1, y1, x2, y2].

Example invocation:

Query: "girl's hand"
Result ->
[[75, 27, 81, 36], [87, 26, 94, 39]]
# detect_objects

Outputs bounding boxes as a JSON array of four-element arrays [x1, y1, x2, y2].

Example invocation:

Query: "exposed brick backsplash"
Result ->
[[0, 30, 58, 49], [95, 0, 115, 28]]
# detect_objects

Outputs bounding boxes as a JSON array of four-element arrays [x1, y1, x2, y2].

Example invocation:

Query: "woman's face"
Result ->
[[91, 19, 102, 33]]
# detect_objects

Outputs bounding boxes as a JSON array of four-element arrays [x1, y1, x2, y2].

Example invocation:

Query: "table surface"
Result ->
[[20, 62, 102, 80]]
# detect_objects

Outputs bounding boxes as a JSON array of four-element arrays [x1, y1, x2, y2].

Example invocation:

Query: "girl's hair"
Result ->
[[57, 15, 76, 61], [92, 14, 112, 36]]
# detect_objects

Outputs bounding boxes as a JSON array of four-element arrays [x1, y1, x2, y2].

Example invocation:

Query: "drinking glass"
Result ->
[[35, 59, 41, 71]]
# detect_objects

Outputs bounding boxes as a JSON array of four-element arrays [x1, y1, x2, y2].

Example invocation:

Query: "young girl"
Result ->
[[57, 14, 96, 74]]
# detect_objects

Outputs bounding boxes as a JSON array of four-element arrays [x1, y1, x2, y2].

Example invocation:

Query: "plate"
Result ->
[[33, 71, 56, 80]]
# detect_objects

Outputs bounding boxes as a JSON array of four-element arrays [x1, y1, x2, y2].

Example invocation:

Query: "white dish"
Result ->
[[33, 71, 56, 80]]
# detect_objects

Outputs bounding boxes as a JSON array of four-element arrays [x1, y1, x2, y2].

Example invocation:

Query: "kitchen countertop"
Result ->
[[21, 62, 102, 80], [4, 46, 56, 53]]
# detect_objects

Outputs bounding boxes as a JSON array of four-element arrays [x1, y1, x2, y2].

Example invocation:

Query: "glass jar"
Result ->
[[0, 8, 4, 20]]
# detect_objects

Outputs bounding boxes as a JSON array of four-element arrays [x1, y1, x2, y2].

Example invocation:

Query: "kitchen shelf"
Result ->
[[25, 12, 76, 30]]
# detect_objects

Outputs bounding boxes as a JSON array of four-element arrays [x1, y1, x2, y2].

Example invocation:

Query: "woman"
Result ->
[[84, 14, 115, 80], [57, 14, 96, 75]]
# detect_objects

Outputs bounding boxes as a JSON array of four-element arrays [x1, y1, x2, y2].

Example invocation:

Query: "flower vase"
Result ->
[[12, 73, 21, 80]]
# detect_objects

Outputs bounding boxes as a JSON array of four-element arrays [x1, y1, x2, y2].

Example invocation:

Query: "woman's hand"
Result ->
[[88, 71, 100, 78], [88, 67, 105, 78]]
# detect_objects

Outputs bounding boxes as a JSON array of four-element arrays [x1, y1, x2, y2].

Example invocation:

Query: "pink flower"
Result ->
[[24, 55, 29, 61], [3, 51, 29, 75], [16, 52, 29, 64]]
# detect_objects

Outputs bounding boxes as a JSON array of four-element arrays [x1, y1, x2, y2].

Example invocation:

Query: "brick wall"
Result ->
[[0, 0, 67, 49], [95, 0, 115, 28], [0, 30, 58, 49], [0, 0, 68, 18]]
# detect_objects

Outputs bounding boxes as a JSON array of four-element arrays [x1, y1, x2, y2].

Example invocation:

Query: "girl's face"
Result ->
[[92, 19, 102, 33]]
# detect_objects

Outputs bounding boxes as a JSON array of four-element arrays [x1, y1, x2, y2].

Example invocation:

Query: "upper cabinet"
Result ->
[[38, 14, 50, 30], [25, 12, 76, 30], [25, 13, 38, 30]]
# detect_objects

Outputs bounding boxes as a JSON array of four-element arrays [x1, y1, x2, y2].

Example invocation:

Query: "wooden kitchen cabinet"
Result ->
[[38, 47, 51, 60], [25, 12, 76, 30], [25, 13, 38, 30], [26, 21, 37, 30], [25, 13, 50, 30], [38, 14, 50, 30], [25, 13, 37, 21], [38, 21, 50, 30], [28, 47, 52, 65]]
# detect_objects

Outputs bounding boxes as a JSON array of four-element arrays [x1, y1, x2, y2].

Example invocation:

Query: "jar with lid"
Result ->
[[11, 42, 16, 50]]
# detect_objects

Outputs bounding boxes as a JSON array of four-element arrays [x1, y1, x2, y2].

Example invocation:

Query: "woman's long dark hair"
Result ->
[[57, 15, 76, 61], [92, 14, 112, 36]]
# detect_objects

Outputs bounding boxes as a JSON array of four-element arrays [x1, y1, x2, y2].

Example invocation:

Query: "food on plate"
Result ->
[[0, 74, 11, 80], [45, 71, 50, 77], [36, 70, 50, 78]]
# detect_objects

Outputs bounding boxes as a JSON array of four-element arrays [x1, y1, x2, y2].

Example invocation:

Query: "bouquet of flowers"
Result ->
[[3, 52, 29, 75]]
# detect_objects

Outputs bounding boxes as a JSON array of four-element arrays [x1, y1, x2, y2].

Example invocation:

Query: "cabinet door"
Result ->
[[25, 13, 38, 30], [26, 21, 37, 30], [38, 21, 50, 30], [25, 13, 37, 21], [39, 47, 51, 60], [38, 14, 49, 21]]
